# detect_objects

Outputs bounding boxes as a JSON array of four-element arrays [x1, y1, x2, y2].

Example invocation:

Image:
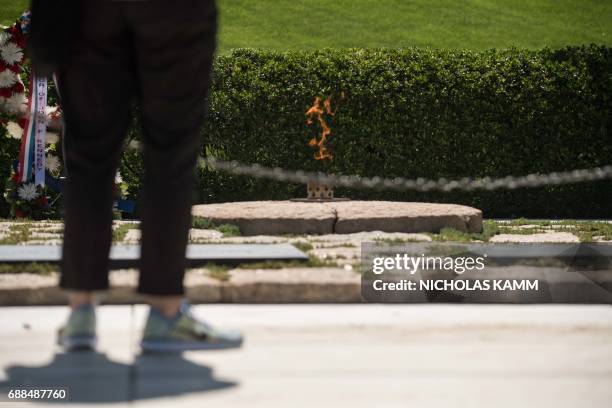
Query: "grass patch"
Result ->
[[306, 239, 359, 248], [321, 243, 358, 248], [430, 228, 473, 243], [216, 223, 241, 237], [202, 264, 231, 281], [373, 237, 427, 245], [430, 220, 612, 243], [2, 0, 611, 50], [217, 0, 612, 51], [497, 226, 546, 235], [496, 220, 612, 242], [192, 217, 215, 229], [31, 227, 64, 235], [115, 221, 244, 242], [554, 221, 612, 242], [430, 220, 501, 243], [0, 223, 32, 244], [191, 216, 241, 237], [238, 255, 336, 269], [292, 241, 313, 252], [0, 262, 56, 275], [112, 223, 139, 242], [0, 0, 28, 26], [501, 218, 552, 227]]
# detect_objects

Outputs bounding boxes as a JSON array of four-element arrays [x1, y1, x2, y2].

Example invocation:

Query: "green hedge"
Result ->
[[182, 46, 612, 218], [5, 46, 612, 218]]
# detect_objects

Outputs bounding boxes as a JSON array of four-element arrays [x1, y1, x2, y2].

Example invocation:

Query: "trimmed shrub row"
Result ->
[[5, 45, 611, 218], [187, 46, 612, 218]]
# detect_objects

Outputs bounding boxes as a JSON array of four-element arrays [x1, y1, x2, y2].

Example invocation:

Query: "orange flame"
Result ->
[[305, 93, 343, 161]]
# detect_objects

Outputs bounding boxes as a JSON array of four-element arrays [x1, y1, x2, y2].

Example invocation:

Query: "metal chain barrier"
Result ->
[[199, 157, 612, 192]]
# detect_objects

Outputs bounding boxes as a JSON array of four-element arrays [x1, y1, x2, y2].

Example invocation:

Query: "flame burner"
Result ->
[[290, 181, 349, 202], [295, 93, 348, 202]]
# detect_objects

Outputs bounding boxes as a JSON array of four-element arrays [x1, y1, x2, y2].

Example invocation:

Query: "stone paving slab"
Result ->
[[0, 244, 307, 267], [0, 305, 611, 407], [490, 232, 581, 243], [4, 220, 611, 249], [192, 200, 483, 235], [1, 220, 611, 306]]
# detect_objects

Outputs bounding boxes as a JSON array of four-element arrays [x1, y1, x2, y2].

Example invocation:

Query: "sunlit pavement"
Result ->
[[1, 304, 611, 407]]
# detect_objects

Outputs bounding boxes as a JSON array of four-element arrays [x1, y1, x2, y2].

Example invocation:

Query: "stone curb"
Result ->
[[0, 268, 362, 306], [2, 265, 611, 305]]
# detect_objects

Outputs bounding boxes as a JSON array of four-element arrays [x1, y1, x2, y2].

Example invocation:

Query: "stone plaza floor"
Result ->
[[0, 304, 611, 407]]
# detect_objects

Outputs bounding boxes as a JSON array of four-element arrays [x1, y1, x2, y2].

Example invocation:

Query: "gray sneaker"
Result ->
[[140, 302, 243, 352], [57, 304, 97, 351]]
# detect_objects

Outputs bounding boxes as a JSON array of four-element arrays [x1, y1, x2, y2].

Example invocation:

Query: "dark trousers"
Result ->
[[58, 0, 217, 295]]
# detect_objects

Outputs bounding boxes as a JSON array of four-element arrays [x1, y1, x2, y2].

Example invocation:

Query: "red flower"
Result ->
[[15, 209, 25, 218], [49, 106, 63, 120], [11, 81, 25, 94], [6, 26, 27, 49], [37, 195, 49, 207], [14, 38, 27, 49], [5, 26, 18, 38], [11, 77, 22, 88]]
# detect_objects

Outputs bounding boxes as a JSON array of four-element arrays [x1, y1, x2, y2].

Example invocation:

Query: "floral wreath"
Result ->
[[1, 11, 130, 219], [0, 11, 64, 218]]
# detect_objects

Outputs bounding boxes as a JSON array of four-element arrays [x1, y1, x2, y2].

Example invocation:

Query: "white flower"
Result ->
[[6, 121, 22, 139], [45, 154, 60, 174], [46, 131, 59, 145], [115, 171, 123, 184], [0, 69, 16, 88], [4, 93, 26, 114], [0, 42, 23, 65], [46, 106, 63, 131], [46, 106, 58, 116], [17, 183, 39, 201], [0, 31, 9, 46]]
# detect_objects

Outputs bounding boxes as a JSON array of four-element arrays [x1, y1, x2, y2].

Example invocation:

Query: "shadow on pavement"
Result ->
[[0, 351, 237, 403]]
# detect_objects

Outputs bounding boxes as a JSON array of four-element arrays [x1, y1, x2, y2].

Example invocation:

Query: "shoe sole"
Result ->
[[140, 338, 243, 353], [59, 335, 97, 352]]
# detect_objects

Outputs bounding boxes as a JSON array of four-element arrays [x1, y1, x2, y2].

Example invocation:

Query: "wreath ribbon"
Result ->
[[17, 73, 47, 186]]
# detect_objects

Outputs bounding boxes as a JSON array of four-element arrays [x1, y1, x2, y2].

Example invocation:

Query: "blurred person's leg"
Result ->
[[56, 1, 134, 351], [130, 0, 217, 304], [58, 2, 134, 304], [122, 1, 240, 351]]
